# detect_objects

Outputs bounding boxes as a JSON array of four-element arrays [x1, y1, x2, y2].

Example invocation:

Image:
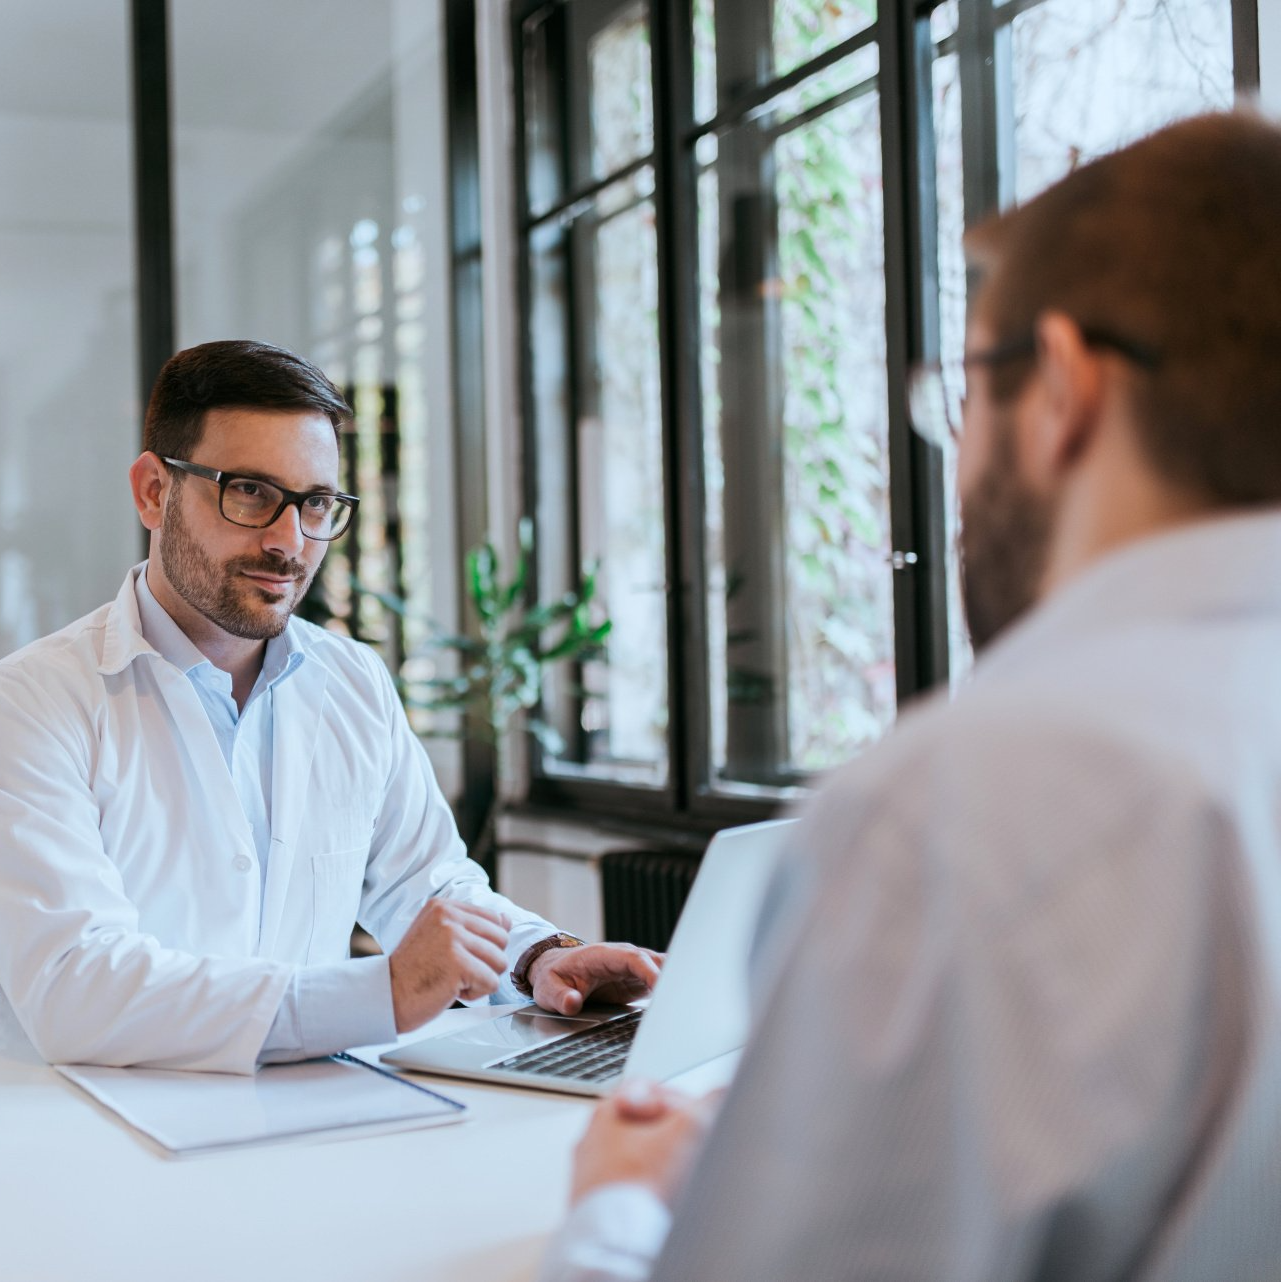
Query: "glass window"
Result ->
[[701, 45, 894, 786], [515, 0, 1253, 819], [523, 1, 668, 789], [924, 0, 1237, 678], [927, 0, 1237, 389], [1008, 0, 1234, 203], [694, 0, 878, 123]]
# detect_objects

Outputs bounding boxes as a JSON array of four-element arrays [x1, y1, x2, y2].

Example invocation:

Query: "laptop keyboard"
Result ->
[[489, 1010, 644, 1083]]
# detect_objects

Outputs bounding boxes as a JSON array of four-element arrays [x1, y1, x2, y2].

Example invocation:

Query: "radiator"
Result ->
[[600, 849, 703, 952]]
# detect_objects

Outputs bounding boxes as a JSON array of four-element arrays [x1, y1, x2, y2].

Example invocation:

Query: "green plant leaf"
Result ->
[[351, 581, 409, 614], [528, 717, 566, 756], [421, 630, 487, 655], [497, 519, 532, 613], [468, 543, 499, 623]]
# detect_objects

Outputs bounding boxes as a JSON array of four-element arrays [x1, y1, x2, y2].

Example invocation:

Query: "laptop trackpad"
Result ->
[[436, 1010, 600, 1055]]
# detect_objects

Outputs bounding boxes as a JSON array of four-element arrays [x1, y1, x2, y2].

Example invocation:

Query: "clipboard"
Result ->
[[58, 1051, 467, 1156]]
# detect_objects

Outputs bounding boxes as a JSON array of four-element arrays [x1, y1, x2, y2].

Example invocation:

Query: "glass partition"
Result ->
[[0, 1, 140, 656], [170, 0, 454, 692]]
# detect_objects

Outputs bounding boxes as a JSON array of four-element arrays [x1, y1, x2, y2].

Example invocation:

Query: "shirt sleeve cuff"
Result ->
[[535, 1184, 672, 1282], [258, 955, 398, 1063]]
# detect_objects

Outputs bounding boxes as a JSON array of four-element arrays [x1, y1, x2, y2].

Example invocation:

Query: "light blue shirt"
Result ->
[[541, 510, 1281, 1281], [134, 568, 302, 902], [134, 568, 396, 1061]]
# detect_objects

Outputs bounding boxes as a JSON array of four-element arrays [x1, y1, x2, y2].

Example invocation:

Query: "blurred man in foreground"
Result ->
[[541, 109, 1281, 1281]]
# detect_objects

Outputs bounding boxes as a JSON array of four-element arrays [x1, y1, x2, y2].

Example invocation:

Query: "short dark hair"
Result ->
[[143, 340, 352, 460], [966, 110, 1281, 506]]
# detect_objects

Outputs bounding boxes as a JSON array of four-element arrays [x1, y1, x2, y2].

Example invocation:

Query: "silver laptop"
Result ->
[[382, 818, 794, 1096]]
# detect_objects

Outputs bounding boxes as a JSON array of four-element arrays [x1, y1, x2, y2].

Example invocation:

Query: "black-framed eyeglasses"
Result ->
[[162, 457, 359, 541], [907, 327, 1163, 448]]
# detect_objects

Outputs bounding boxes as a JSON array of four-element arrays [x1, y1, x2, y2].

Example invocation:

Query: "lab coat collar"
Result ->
[[97, 565, 161, 676], [99, 563, 307, 692]]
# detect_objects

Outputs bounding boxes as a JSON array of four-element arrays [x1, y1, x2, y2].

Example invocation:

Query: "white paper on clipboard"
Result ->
[[58, 1053, 467, 1156]]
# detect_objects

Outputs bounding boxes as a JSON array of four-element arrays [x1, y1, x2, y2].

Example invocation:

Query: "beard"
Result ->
[[959, 419, 1055, 653], [160, 484, 316, 640]]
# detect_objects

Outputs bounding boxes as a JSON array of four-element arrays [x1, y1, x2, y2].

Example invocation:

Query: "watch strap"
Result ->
[[511, 932, 586, 998]]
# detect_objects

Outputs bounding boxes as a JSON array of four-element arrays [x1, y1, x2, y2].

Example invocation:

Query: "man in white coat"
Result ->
[[538, 110, 1281, 1279], [0, 340, 658, 1073]]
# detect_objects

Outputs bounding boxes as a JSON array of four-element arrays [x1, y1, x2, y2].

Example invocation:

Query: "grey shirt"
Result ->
[[541, 509, 1281, 1281]]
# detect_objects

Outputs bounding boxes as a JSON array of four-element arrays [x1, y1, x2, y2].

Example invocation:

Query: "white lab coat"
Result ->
[[0, 567, 553, 1073]]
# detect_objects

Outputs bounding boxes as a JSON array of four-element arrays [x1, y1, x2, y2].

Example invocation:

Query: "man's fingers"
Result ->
[[451, 902, 512, 946], [455, 941, 507, 999], [530, 942, 669, 1017], [576, 945, 662, 986], [453, 901, 511, 928], [627, 949, 662, 986], [581, 946, 661, 993], [613, 1078, 668, 1121], [457, 927, 509, 979], [534, 964, 585, 1014]]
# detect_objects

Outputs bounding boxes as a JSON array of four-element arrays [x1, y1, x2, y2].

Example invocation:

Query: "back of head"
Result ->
[[143, 340, 352, 460], [966, 110, 1281, 506]]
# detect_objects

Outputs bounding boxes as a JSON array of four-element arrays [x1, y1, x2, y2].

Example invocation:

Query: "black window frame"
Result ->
[[507, 0, 1259, 834]]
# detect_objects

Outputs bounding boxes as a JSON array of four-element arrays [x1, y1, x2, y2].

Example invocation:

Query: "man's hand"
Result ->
[[529, 941, 662, 1015], [571, 1080, 721, 1206], [388, 900, 511, 1032]]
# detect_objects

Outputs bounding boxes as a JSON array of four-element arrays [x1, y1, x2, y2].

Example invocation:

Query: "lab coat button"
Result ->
[[233, 855, 253, 873]]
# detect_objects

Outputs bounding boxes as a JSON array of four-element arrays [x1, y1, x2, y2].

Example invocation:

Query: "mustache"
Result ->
[[230, 555, 308, 580]]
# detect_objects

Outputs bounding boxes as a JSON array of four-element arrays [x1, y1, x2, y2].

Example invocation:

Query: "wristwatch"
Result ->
[[511, 932, 585, 998]]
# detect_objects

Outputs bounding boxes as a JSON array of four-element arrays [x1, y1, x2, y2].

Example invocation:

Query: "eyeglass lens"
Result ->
[[221, 478, 352, 539], [907, 364, 963, 447]]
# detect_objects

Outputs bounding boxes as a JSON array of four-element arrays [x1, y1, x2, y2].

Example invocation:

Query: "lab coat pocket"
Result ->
[[306, 848, 368, 963]]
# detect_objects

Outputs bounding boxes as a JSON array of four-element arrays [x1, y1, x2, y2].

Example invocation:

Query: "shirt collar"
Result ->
[[98, 565, 158, 675], [976, 508, 1281, 683], [98, 562, 305, 690], [134, 564, 211, 675]]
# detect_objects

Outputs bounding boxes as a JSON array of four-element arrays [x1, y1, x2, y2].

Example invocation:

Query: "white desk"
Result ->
[[0, 1006, 733, 1282]]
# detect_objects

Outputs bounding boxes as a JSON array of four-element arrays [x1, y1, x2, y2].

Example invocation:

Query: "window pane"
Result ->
[[534, 177, 668, 787], [525, 0, 655, 218], [587, 1, 653, 180], [931, 0, 959, 43], [929, 37, 970, 680], [524, 6, 566, 219], [695, 0, 877, 124], [702, 48, 894, 787], [923, 0, 1235, 677], [1008, 0, 1235, 201], [774, 0, 877, 75], [0, 3, 140, 655]]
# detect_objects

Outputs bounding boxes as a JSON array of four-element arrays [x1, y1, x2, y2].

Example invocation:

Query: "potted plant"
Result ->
[[362, 518, 611, 870]]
